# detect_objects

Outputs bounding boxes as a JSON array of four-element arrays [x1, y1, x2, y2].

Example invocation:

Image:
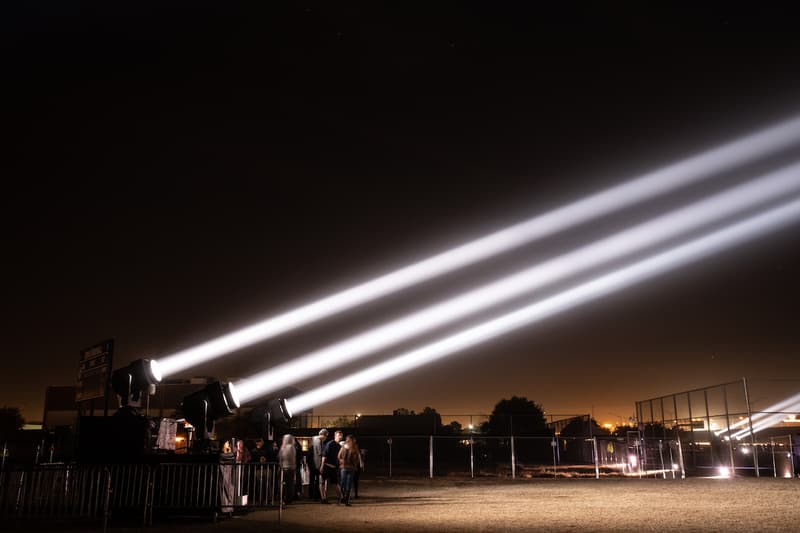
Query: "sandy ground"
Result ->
[[249, 477, 800, 533], [8, 477, 800, 532]]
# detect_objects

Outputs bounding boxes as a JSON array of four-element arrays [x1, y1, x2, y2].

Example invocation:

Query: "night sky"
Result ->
[[4, 3, 800, 425]]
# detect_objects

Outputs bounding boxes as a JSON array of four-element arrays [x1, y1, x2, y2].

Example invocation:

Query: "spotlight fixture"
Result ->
[[111, 358, 162, 407], [267, 397, 292, 425], [180, 381, 240, 444]]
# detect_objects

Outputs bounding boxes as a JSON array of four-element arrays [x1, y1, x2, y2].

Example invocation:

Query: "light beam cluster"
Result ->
[[119, 114, 800, 426], [156, 114, 800, 378], [234, 162, 800, 403], [285, 197, 800, 413]]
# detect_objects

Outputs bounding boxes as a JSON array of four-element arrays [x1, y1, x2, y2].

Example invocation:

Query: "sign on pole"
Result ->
[[76, 339, 114, 414]]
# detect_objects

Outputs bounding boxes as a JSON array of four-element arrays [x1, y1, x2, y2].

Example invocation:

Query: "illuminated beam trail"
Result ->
[[157, 116, 800, 377], [716, 392, 800, 437], [721, 392, 800, 439], [235, 163, 800, 401], [283, 196, 800, 414]]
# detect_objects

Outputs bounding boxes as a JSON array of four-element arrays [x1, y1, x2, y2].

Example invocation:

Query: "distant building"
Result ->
[[356, 412, 442, 435], [43, 386, 78, 430]]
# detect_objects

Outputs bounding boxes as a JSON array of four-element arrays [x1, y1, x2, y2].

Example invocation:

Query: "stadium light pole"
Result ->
[[280, 196, 800, 414], [156, 115, 800, 378], [232, 162, 800, 401]]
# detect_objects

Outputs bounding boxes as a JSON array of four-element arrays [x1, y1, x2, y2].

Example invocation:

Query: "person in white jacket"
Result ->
[[278, 434, 297, 504]]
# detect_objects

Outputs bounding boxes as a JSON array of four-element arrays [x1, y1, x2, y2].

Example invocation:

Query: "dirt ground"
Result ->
[[9, 477, 800, 532], [246, 477, 800, 533]]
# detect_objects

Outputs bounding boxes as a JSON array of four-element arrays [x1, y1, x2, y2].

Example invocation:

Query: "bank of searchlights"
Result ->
[[111, 358, 163, 407]]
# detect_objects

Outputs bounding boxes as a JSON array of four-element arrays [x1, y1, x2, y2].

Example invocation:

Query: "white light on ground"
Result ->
[[284, 196, 800, 414], [156, 115, 800, 378], [234, 163, 800, 402]]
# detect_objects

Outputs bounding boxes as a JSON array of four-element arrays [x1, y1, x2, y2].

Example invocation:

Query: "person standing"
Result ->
[[310, 429, 327, 500], [235, 439, 251, 463], [251, 438, 267, 464], [319, 430, 342, 504], [294, 436, 304, 499], [278, 434, 296, 504], [337, 435, 361, 506], [352, 436, 364, 499]]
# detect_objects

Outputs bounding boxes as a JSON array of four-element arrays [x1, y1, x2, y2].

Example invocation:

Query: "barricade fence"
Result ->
[[0, 461, 281, 527], [351, 434, 797, 479], [1, 434, 795, 527]]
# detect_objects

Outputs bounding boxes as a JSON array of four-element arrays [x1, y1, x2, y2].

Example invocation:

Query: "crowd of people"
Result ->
[[223, 428, 364, 507]]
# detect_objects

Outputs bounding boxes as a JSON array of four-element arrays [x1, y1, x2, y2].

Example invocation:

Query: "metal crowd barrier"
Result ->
[[0, 461, 280, 528], [0, 464, 111, 529]]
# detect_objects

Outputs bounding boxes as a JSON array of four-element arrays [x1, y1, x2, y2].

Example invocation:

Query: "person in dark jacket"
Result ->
[[319, 430, 342, 504]]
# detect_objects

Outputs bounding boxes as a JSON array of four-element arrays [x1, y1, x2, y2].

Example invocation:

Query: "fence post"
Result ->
[[658, 440, 666, 479], [593, 437, 599, 479], [388, 438, 393, 478], [723, 383, 736, 476], [429, 436, 434, 479], [278, 468, 284, 523], [675, 429, 686, 479], [103, 468, 111, 533], [551, 438, 557, 478], [770, 437, 777, 478], [511, 436, 516, 479], [146, 464, 155, 527], [14, 470, 26, 516], [469, 437, 474, 479], [742, 377, 760, 477], [790, 434, 796, 479]]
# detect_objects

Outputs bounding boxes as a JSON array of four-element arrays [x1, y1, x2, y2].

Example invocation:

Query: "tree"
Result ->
[[559, 417, 609, 438], [0, 407, 25, 440], [487, 396, 548, 436], [446, 421, 463, 435], [325, 415, 356, 429]]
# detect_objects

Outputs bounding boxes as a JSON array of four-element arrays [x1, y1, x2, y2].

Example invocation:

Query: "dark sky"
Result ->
[[4, 3, 800, 424]]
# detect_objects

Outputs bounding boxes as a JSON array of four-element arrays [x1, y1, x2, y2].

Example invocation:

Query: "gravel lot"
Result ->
[[9, 477, 800, 532], [242, 477, 800, 533]]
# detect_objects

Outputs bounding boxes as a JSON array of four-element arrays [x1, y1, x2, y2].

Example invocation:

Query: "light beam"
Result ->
[[235, 163, 800, 402], [284, 196, 800, 414], [157, 115, 800, 377], [725, 392, 800, 439]]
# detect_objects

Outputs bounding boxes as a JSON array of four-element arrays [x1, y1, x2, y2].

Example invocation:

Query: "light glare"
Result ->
[[157, 115, 800, 378], [285, 197, 800, 413], [235, 164, 800, 402], [149, 359, 163, 383]]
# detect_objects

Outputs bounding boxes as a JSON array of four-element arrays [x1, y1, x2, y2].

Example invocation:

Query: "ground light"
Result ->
[[280, 196, 800, 413], [155, 114, 800, 378], [110, 358, 162, 407], [233, 162, 800, 401]]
